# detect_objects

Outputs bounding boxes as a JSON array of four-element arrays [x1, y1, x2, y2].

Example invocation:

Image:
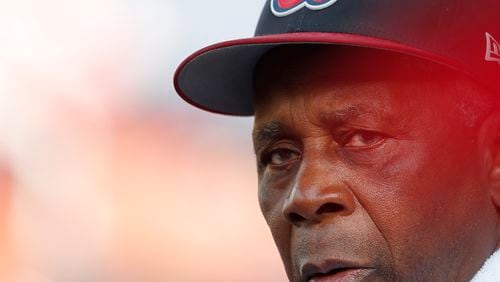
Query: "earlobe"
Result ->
[[482, 112, 500, 207], [492, 168, 500, 207], [492, 163, 500, 206]]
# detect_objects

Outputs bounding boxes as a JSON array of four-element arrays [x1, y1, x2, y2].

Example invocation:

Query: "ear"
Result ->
[[479, 112, 500, 207]]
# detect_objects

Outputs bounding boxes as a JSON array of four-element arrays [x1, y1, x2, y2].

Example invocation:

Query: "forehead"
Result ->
[[253, 45, 454, 86], [253, 45, 456, 124]]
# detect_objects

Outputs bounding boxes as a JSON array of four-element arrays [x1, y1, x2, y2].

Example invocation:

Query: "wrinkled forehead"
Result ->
[[252, 45, 462, 119], [255, 45, 456, 92]]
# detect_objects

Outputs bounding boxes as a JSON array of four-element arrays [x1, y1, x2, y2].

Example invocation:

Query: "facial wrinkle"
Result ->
[[347, 178, 398, 276]]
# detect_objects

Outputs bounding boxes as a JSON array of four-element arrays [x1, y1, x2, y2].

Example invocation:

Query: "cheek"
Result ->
[[354, 136, 491, 276], [258, 171, 289, 219], [258, 175, 293, 270]]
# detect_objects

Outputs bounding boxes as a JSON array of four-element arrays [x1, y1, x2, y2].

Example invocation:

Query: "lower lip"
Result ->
[[308, 268, 374, 282]]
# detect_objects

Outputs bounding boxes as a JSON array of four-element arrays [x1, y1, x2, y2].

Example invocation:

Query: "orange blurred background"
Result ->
[[0, 1, 286, 281]]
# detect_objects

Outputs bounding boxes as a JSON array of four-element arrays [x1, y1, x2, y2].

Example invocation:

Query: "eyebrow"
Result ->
[[253, 120, 284, 142], [252, 121, 290, 154], [252, 104, 382, 153]]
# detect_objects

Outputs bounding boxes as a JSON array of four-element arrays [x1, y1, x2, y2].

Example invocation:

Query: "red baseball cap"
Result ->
[[174, 0, 500, 116]]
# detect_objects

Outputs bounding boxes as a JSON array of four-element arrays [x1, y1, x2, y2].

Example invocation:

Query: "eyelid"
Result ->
[[336, 129, 388, 149], [259, 141, 301, 167]]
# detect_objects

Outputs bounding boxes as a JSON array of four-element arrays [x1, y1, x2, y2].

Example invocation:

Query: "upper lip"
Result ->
[[300, 259, 372, 282]]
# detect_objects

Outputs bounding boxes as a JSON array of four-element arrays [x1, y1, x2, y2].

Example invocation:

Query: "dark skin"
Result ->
[[252, 46, 500, 282]]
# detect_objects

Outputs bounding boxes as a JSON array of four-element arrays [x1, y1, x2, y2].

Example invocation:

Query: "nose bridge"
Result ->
[[283, 148, 356, 225]]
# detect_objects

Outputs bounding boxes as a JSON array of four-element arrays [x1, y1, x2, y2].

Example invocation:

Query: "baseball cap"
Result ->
[[174, 0, 500, 116]]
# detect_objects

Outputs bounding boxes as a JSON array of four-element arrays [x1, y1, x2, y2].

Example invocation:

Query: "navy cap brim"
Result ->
[[174, 32, 462, 116]]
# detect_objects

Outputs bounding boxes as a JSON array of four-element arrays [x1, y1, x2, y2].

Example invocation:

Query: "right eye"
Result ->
[[263, 148, 301, 167]]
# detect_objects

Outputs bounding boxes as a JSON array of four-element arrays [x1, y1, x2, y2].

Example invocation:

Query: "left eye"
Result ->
[[341, 130, 386, 148]]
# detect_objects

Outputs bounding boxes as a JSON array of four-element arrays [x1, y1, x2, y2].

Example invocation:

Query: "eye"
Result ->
[[263, 148, 301, 167], [341, 130, 386, 148]]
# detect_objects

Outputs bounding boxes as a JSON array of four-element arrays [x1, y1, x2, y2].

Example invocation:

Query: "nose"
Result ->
[[282, 159, 356, 226]]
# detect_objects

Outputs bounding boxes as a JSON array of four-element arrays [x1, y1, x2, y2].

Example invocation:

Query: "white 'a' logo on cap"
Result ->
[[485, 32, 500, 64]]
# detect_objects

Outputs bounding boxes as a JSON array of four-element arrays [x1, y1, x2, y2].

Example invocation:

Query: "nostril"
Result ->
[[316, 202, 344, 215], [287, 212, 306, 223]]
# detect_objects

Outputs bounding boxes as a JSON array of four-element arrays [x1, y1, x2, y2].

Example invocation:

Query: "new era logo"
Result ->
[[271, 0, 338, 17], [485, 32, 500, 64]]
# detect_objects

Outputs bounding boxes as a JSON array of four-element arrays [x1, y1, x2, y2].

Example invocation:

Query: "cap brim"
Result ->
[[174, 32, 459, 116]]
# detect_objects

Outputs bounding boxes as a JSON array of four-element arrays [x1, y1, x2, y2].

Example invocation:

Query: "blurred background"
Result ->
[[0, 0, 286, 281]]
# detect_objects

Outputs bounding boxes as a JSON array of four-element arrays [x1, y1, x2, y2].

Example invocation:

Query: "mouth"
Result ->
[[301, 260, 375, 282]]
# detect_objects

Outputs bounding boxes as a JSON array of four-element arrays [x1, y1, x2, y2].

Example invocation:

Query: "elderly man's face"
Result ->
[[252, 46, 499, 281]]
